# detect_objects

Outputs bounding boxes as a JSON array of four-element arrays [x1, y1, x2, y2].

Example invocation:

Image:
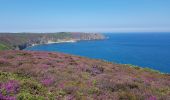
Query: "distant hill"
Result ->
[[0, 50, 169, 100], [0, 32, 105, 50]]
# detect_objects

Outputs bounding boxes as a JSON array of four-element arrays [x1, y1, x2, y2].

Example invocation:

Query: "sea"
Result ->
[[26, 33, 170, 73]]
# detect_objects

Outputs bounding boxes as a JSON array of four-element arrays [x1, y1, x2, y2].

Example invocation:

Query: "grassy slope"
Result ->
[[0, 50, 170, 100], [0, 33, 72, 50], [0, 43, 9, 50]]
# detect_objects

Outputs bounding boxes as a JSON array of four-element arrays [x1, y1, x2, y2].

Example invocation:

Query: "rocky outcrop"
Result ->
[[0, 32, 105, 50]]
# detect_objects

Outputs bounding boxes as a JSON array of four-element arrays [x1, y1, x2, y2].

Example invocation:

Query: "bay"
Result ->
[[26, 33, 170, 73]]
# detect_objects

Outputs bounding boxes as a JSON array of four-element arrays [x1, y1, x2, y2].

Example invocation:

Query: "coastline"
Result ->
[[0, 32, 106, 50], [27, 38, 106, 49], [29, 38, 105, 49], [26, 39, 78, 49], [47, 40, 77, 44]]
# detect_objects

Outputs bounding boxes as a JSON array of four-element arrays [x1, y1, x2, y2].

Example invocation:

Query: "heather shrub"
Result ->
[[76, 91, 83, 97], [146, 95, 157, 100], [98, 79, 115, 91], [126, 64, 141, 70], [92, 79, 97, 86], [17, 92, 45, 100], [155, 87, 170, 95], [63, 86, 77, 95], [143, 68, 161, 74], [57, 89, 66, 97], [86, 65, 104, 76], [0, 94, 16, 100], [118, 91, 138, 100], [0, 58, 11, 67], [0, 72, 11, 81], [47, 92, 56, 100], [16, 52, 32, 57], [55, 59, 64, 63], [1, 80, 20, 95], [98, 78, 139, 93], [20, 80, 46, 95], [5, 55, 15, 59], [88, 87, 100, 95], [15, 66, 39, 78], [0, 71, 48, 99], [80, 72, 90, 80], [0, 51, 169, 99], [41, 77, 54, 86]]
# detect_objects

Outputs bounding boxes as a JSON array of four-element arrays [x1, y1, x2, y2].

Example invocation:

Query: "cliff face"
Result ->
[[0, 50, 169, 100], [0, 32, 105, 50]]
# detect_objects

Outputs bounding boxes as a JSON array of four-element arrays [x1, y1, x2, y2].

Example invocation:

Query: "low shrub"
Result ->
[[17, 92, 45, 100], [143, 67, 161, 74]]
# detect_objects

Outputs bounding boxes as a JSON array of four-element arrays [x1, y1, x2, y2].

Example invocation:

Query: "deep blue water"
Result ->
[[26, 33, 170, 73]]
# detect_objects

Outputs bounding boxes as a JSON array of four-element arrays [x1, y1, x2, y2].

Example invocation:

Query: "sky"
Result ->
[[0, 0, 170, 32]]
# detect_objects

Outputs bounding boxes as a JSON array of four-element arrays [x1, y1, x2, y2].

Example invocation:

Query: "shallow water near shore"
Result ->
[[26, 33, 170, 73]]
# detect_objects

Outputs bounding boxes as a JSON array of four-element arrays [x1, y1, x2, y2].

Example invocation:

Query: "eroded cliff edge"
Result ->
[[0, 32, 105, 50]]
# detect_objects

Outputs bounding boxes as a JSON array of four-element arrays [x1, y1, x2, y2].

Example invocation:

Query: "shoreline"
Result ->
[[26, 38, 107, 50], [0, 32, 106, 50], [47, 40, 77, 44], [25, 39, 78, 49]]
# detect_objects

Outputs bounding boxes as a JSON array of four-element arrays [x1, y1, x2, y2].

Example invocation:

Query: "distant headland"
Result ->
[[0, 32, 105, 50]]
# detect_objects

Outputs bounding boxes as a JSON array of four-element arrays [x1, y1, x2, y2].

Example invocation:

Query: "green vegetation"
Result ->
[[1, 33, 169, 99], [0, 32, 105, 50], [0, 50, 169, 100], [143, 67, 162, 74], [0, 43, 9, 50], [126, 64, 162, 74], [0, 71, 48, 100], [52, 32, 72, 39]]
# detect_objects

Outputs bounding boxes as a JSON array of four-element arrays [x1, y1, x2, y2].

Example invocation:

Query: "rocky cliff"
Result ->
[[0, 32, 105, 50]]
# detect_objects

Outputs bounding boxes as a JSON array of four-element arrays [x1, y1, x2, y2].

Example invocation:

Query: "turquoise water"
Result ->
[[26, 33, 170, 73]]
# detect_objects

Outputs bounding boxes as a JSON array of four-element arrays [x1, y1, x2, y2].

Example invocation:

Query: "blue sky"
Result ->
[[0, 0, 170, 32]]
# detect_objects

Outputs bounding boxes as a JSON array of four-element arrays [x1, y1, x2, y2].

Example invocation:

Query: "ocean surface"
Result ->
[[26, 33, 170, 73]]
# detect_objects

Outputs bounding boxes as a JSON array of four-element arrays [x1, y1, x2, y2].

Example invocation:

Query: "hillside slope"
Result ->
[[0, 50, 170, 100]]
